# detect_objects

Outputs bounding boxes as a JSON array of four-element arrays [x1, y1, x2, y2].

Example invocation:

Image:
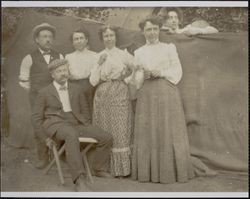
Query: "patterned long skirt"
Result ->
[[132, 79, 195, 183], [93, 80, 133, 177]]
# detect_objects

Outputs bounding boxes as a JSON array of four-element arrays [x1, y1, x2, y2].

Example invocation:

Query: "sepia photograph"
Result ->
[[1, 1, 248, 197]]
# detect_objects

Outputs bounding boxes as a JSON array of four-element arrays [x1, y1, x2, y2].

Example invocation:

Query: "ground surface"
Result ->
[[1, 135, 248, 196]]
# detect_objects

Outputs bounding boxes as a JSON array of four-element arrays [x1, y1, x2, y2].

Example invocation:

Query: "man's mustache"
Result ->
[[60, 75, 68, 79]]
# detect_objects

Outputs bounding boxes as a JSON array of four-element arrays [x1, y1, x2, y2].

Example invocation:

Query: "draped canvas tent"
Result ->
[[2, 11, 248, 174]]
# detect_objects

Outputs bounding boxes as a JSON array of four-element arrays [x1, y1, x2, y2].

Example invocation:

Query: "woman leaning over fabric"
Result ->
[[89, 25, 134, 178], [131, 16, 195, 184]]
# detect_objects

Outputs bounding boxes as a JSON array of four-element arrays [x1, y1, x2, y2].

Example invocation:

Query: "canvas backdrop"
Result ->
[[2, 11, 248, 174]]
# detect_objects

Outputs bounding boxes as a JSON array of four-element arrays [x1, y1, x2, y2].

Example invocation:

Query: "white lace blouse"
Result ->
[[89, 47, 134, 86], [133, 41, 183, 88], [65, 49, 98, 80]]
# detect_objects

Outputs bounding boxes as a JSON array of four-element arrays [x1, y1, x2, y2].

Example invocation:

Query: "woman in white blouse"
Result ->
[[65, 27, 97, 116], [131, 16, 195, 184], [89, 25, 134, 178]]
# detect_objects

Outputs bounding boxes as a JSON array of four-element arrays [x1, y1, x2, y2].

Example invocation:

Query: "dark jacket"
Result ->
[[32, 81, 91, 141]]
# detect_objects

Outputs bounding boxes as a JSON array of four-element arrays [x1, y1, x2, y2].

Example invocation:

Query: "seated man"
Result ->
[[160, 9, 219, 35], [32, 59, 112, 192]]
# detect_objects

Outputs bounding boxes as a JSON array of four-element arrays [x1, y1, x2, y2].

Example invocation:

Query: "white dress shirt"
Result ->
[[133, 41, 182, 88], [19, 48, 64, 90], [177, 24, 219, 34], [161, 24, 219, 35], [65, 49, 98, 80], [53, 81, 72, 112]]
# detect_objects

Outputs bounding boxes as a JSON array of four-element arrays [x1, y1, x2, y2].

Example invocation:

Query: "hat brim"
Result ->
[[33, 24, 56, 39]]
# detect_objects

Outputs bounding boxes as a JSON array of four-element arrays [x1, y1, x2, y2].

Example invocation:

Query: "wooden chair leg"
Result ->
[[44, 144, 66, 175], [81, 143, 94, 184], [52, 145, 65, 185], [43, 140, 96, 185]]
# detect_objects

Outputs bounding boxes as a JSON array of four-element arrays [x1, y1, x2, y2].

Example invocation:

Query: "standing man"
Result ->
[[19, 23, 64, 169], [65, 27, 97, 116], [32, 59, 112, 191]]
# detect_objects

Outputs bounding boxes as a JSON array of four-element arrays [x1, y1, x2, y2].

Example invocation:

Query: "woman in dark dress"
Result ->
[[131, 16, 195, 184]]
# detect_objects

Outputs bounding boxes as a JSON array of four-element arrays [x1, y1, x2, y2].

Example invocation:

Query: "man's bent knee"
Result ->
[[56, 126, 79, 142], [97, 130, 113, 146]]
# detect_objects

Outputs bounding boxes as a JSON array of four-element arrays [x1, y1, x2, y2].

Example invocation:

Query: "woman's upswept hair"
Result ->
[[98, 24, 119, 41], [70, 26, 90, 43], [157, 8, 183, 27], [138, 15, 163, 30]]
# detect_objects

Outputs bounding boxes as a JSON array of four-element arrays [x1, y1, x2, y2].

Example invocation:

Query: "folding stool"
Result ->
[[44, 137, 98, 185]]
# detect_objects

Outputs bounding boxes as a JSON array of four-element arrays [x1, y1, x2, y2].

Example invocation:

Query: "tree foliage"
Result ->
[[2, 7, 112, 42], [181, 7, 248, 33], [2, 7, 248, 43]]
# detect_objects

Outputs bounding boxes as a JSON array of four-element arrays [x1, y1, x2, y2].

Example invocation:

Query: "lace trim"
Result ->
[[112, 147, 131, 153]]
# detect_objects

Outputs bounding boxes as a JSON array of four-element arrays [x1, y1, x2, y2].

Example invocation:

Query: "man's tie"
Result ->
[[42, 51, 51, 56], [59, 85, 67, 91]]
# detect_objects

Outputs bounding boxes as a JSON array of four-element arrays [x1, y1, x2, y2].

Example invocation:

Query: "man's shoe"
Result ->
[[75, 175, 92, 192], [33, 158, 49, 169], [94, 171, 112, 178]]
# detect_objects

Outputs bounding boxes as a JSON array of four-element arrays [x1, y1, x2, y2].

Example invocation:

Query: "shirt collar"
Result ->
[[38, 47, 51, 55], [75, 48, 88, 54], [53, 81, 68, 91], [146, 39, 160, 45], [105, 46, 117, 53]]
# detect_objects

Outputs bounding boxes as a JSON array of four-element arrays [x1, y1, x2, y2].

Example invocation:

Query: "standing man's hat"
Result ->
[[32, 23, 57, 39]]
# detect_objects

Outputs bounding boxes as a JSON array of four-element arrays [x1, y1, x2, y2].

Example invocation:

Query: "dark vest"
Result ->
[[30, 49, 60, 92]]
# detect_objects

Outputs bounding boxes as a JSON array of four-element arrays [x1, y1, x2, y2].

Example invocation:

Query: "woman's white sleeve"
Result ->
[[160, 44, 182, 85], [89, 59, 101, 86]]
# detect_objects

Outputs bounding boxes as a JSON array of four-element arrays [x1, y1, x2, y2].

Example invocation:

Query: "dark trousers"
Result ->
[[1, 89, 9, 136], [29, 90, 48, 161], [54, 112, 112, 182], [70, 79, 95, 116]]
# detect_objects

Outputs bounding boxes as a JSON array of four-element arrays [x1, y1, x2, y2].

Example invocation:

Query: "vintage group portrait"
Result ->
[[1, 1, 248, 197]]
